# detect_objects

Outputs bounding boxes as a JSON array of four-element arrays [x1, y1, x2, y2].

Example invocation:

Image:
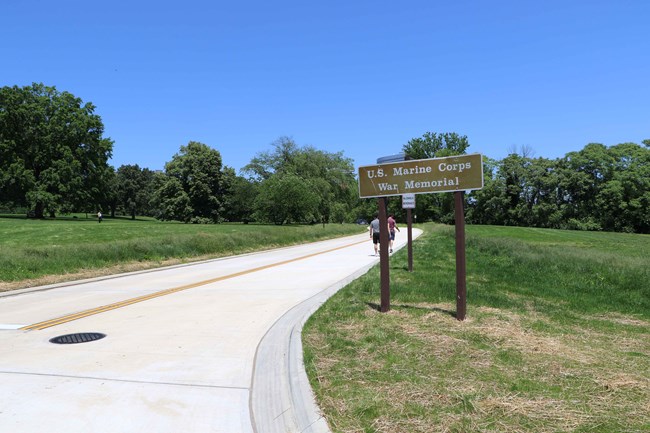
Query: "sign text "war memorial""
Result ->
[[358, 154, 483, 198]]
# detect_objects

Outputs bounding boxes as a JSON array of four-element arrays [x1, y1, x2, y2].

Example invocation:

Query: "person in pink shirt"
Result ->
[[387, 214, 400, 253]]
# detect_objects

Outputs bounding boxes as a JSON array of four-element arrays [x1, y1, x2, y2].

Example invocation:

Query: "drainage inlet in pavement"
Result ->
[[49, 333, 106, 344]]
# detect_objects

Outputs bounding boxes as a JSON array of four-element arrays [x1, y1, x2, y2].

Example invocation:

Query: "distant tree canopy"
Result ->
[[403, 132, 470, 159], [397, 132, 470, 224], [243, 136, 357, 225], [220, 166, 257, 223], [1, 83, 647, 234], [115, 164, 157, 219], [464, 142, 650, 233], [153, 141, 225, 223], [0, 83, 113, 217], [392, 132, 650, 234]]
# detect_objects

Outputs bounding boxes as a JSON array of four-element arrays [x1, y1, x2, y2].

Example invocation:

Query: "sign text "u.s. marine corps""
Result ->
[[358, 153, 483, 198]]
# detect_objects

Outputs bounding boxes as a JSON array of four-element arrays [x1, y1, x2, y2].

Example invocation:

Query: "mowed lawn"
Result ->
[[0, 215, 365, 289], [303, 224, 649, 433]]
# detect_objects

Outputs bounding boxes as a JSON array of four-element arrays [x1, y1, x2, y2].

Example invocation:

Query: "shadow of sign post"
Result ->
[[359, 153, 484, 321]]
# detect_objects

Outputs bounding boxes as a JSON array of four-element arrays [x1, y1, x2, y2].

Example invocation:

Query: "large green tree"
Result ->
[[115, 164, 157, 219], [466, 141, 649, 233], [0, 83, 113, 217], [555, 142, 650, 232], [152, 176, 192, 222], [220, 167, 258, 223], [244, 137, 356, 224], [402, 132, 470, 160], [558, 143, 613, 227], [155, 141, 224, 223], [253, 172, 320, 224], [465, 156, 509, 225], [98, 165, 118, 218], [401, 132, 470, 223], [471, 154, 562, 227]]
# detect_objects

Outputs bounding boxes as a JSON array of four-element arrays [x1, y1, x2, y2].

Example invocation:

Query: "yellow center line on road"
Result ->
[[21, 238, 368, 331]]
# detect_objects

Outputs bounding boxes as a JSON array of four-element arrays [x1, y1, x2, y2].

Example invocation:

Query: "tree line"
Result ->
[[0, 84, 360, 225], [1, 83, 648, 233], [399, 133, 649, 234], [105, 137, 360, 225]]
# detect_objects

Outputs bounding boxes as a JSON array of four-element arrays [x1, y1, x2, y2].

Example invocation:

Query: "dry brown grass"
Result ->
[[305, 303, 650, 433]]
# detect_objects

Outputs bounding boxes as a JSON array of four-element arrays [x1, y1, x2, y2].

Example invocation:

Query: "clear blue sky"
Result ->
[[3, 0, 649, 172]]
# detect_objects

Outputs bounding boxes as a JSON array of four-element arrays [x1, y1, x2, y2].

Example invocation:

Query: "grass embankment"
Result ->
[[0, 215, 365, 291], [303, 224, 649, 433]]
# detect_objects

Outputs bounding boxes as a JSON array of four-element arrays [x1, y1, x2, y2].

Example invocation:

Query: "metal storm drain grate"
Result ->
[[50, 333, 106, 344]]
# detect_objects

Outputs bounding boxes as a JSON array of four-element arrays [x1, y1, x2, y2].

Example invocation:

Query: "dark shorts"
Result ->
[[373, 233, 380, 244], [389, 230, 396, 241]]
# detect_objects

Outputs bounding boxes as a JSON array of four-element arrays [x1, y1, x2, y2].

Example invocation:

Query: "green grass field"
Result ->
[[0, 215, 365, 289], [303, 224, 649, 433]]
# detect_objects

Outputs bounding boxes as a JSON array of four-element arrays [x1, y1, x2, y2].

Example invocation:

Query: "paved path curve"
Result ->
[[0, 229, 421, 433]]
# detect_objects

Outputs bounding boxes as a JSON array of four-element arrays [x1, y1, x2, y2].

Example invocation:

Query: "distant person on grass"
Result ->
[[369, 214, 381, 256], [387, 214, 400, 253], [97, 211, 103, 223]]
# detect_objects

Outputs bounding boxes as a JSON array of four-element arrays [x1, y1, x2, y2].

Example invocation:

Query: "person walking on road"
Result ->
[[369, 214, 381, 256], [387, 214, 400, 253]]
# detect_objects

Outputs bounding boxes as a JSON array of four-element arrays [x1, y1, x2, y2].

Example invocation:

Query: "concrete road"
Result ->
[[0, 229, 421, 433]]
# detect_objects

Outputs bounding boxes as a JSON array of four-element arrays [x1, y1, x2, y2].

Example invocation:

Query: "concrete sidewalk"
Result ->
[[0, 229, 421, 433]]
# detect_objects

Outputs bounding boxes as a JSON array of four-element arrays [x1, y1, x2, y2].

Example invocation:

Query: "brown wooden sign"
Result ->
[[358, 153, 483, 198]]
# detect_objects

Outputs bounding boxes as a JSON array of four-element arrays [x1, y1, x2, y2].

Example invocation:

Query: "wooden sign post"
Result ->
[[378, 197, 390, 312], [454, 191, 467, 321], [359, 154, 483, 320]]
